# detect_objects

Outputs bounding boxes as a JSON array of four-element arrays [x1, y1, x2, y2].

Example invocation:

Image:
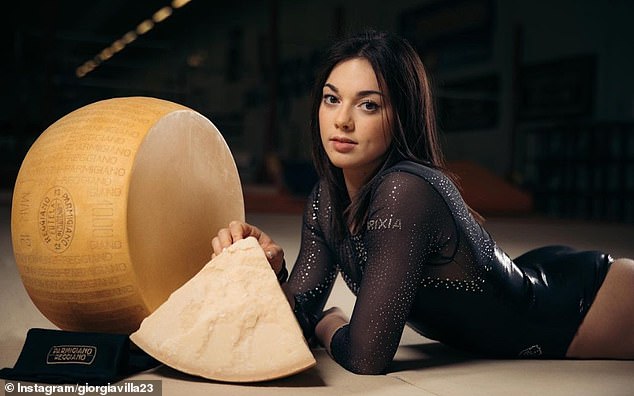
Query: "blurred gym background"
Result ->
[[2, 0, 633, 222]]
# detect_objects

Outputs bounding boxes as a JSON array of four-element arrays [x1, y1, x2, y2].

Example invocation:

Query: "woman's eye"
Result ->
[[323, 94, 339, 104], [361, 101, 379, 111]]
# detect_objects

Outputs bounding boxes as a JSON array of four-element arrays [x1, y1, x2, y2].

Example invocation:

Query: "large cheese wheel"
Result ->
[[11, 97, 244, 334], [130, 237, 316, 382]]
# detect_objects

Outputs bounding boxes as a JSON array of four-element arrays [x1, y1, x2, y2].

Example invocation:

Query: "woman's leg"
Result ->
[[566, 258, 634, 358]]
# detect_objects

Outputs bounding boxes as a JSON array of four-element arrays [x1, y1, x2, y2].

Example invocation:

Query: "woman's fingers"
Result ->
[[211, 221, 285, 273], [227, 221, 284, 269], [229, 220, 260, 242], [211, 221, 249, 257], [262, 244, 285, 274], [211, 227, 233, 257], [210, 236, 223, 258]]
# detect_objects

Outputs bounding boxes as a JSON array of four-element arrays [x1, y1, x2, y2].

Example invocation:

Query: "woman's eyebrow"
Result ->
[[323, 83, 383, 97], [323, 83, 339, 93]]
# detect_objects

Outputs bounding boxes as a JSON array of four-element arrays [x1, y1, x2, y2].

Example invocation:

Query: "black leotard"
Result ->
[[285, 160, 612, 374]]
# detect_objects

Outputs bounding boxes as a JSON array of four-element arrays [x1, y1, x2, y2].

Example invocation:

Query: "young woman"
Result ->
[[212, 30, 634, 375]]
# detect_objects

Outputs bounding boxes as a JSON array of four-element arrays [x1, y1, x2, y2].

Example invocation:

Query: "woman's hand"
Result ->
[[315, 307, 349, 355], [211, 220, 285, 275]]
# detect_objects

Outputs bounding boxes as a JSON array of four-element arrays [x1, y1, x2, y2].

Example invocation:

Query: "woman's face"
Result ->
[[319, 57, 392, 184]]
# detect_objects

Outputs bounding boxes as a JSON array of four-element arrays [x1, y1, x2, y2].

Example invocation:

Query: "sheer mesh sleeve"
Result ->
[[284, 183, 338, 339], [330, 171, 455, 374]]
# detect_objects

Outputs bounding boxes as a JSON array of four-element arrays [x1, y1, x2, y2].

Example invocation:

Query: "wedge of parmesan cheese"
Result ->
[[130, 237, 315, 382]]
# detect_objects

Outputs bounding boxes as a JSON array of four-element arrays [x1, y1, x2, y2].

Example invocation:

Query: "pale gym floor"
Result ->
[[1, 191, 634, 396]]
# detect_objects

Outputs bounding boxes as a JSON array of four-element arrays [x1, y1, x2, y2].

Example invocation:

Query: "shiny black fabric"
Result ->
[[285, 160, 612, 374]]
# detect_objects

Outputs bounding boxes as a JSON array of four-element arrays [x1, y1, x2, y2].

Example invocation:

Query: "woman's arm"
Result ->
[[284, 183, 339, 339], [326, 171, 451, 374]]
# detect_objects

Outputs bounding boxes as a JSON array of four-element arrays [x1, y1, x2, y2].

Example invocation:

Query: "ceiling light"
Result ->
[[122, 31, 138, 44], [136, 19, 155, 35], [171, 0, 192, 9], [153, 6, 173, 23], [75, 0, 195, 78]]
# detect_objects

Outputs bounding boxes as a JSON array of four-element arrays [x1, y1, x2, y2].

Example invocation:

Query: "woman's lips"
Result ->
[[331, 137, 357, 153]]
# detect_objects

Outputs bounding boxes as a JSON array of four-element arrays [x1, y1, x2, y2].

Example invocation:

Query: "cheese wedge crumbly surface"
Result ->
[[130, 237, 316, 382]]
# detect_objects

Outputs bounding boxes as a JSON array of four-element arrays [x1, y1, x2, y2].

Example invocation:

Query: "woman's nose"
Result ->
[[334, 107, 354, 131]]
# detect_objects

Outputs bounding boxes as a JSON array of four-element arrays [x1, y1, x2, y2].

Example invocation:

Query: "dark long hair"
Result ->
[[310, 30, 472, 239]]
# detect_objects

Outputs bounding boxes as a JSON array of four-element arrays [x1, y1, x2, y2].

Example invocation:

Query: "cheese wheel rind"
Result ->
[[11, 97, 244, 333]]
